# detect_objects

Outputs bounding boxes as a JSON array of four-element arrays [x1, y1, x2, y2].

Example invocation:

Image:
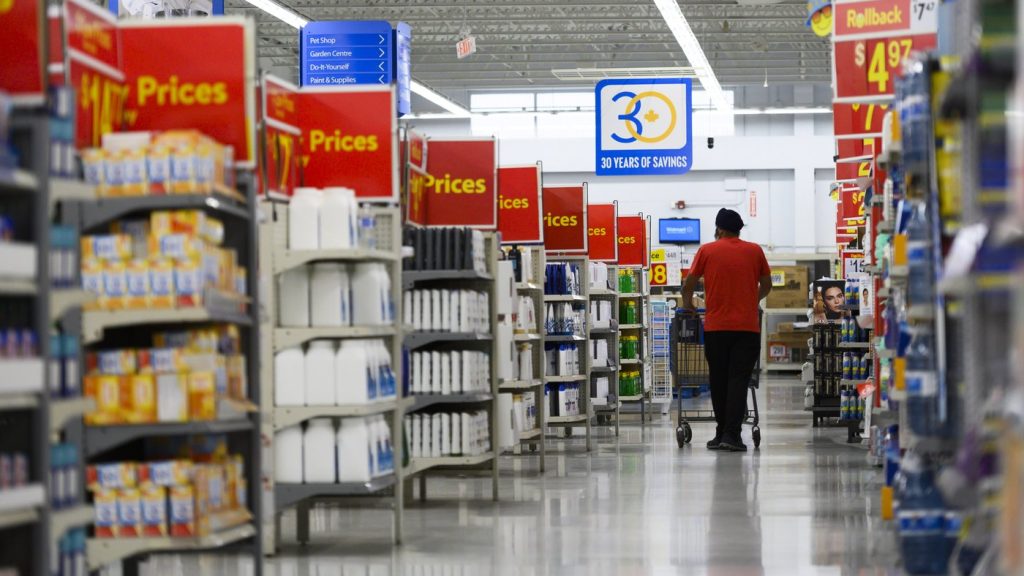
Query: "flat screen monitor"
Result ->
[[659, 218, 701, 244]]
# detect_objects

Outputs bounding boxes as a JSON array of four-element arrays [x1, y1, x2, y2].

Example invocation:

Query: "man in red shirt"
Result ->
[[682, 208, 772, 452]]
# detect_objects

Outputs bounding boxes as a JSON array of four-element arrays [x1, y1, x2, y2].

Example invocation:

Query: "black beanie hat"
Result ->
[[715, 208, 744, 234]]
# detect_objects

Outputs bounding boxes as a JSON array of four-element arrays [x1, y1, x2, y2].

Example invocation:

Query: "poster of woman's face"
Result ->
[[814, 280, 847, 321]]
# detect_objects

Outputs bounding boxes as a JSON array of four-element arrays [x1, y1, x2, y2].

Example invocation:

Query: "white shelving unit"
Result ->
[[617, 266, 652, 424], [544, 255, 593, 452], [402, 232, 501, 502], [259, 202, 404, 551], [590, 264, 620, 437]]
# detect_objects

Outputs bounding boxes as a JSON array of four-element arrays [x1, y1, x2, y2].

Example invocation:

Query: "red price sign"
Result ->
[[406, 165, 428, 226], [542, 185, 587, 254], [841, 188, 868, 223], [423, 137, 498, 228], [649, 262, 668, 286], [617, 215, 648, 267], [587, 203, 618, 262], [834, 34, 937, 99], [408, 130, 427, 171], [69, 60, 126, 149], [0, 0, 45, 101], [262, 75, 300, 198], [834, 103, 889, 138], [496, 164, 543, 244]]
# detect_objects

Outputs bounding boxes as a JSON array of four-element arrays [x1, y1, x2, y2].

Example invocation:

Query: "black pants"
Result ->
[[704, 331, 760, 437]]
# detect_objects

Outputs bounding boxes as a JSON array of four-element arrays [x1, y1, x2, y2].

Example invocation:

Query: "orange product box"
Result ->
[[83, 234, 132, 262], [123, 374, 157, 423], [188, 372, 217, 421], [169, 145, 197, 194], [206, 464, 226, 513], [140, 484, 168, 537], [150, 211, 173, 238], [93, 488, 119, 538], [91, 349, 137, 376], [118, 488, 143, 537], [150, 233, 202, 262], [227, 355, 247, 400], [174, 259, 204, 309], [148, 258, 176, 308], [87, 462, 137, 491], [192, 467, 211, 536], [171, 210, 205, 236], [84, 375, 122, 425], [138, 460, 192, 487], [147, 145, 171, 195], [101, 260, 128, 311], [169, 484, 195, 537], [123, 148, 148, 196], [156, 373, 189, 423], [138, 347, 183, 374], [125, 259, 151, 309]]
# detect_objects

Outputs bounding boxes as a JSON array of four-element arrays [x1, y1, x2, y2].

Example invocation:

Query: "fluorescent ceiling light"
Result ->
[[652, 0, 730, 111], [411, 81, 472, 117], [734, 107, 832, 115], [244, 0, 307, 29]]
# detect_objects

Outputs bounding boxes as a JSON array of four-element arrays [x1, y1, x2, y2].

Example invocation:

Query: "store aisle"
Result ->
[[145, 378, 901, 575]]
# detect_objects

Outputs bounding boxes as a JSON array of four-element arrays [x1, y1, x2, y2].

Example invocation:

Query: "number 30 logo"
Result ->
[[610, 91, 678, 145]]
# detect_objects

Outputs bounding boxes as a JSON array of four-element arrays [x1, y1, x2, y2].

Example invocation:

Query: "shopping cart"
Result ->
[[671, 309, 761, 448]]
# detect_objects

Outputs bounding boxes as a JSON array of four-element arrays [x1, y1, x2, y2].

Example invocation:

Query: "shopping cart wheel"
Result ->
[[676, 423, 692, 447], [752, 426, 762, 448]]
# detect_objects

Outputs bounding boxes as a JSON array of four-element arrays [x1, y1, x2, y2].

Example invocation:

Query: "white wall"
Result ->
[[404, 113, 838, 254]]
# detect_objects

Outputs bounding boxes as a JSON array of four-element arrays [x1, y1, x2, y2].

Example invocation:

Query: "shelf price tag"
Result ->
[[649, 262, 668, 286]]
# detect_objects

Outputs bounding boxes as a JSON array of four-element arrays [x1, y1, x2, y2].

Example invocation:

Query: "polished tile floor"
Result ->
[[139, 378, 902, 576]]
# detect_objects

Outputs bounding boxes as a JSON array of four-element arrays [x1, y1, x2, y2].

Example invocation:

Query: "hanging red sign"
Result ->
[[408, 130, 427, 171], [262, 75, 300, 198], [841, 188, 868, 223], [406, 164, 429, 226], [0, 0, 45, 102], [542, 185, 588, 254], [834, 103, 889, 138], [833, 34, 937, 100], [47, 6, 64, 87], [496, 164, 543, 245], [833, 0, 939, 39], [119, 18, 257, 165], [587, 203, 618, 262], [65, 0, 118, 71], [298, 86, 398, 201], [422, 137, 498, 228], [617, 215, 647, 267]]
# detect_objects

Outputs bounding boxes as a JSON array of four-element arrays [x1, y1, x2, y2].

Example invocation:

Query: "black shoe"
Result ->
[[719, 434, 747, 452], [706, 436, 722, 450]]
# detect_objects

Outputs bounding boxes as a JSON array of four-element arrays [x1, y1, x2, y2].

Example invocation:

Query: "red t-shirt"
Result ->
[[689, 237, 770, 333]]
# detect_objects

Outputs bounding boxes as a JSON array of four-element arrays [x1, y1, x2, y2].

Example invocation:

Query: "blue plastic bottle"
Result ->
[[906, 203, 934, 308], [905, 328, 938, 437], [897, 454, 950, 574]]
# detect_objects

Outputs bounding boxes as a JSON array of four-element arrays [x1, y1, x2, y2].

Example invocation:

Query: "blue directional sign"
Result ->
[[394, 22, 412, 116], [300, 21, 393, 87], [595, 78, 693, 176]]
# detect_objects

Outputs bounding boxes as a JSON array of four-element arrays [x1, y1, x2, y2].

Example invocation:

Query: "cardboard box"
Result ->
[[766, 265, 809, 309]]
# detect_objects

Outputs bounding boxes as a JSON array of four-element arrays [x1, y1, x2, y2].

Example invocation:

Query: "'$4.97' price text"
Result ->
[[79, 70, 127, 148], [854, 38, 913, 94]]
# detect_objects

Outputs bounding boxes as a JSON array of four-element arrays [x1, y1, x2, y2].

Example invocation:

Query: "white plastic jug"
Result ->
[[337, 418, 373, 482], [311, 263, 349, 327], [274, 426, 303, 483], [278, 266, 310, 328], [305, 341, 336, 406], [336, 341, 372, 404], [274, 347, 305, 406], [289, 187, 321, 250], [320, 187, 356, 250], [303, 419, 337, 483], [352, 264, 385, 325]]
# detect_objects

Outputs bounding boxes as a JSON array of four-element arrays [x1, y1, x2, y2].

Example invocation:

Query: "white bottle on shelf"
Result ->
[[310, 263, 349, 327], [336, 340, 374, 404], [320, 187, 356, 250], [289, 187, 322, 250], [337, 417, 373, 482], [273, 426, 303, 483], [352, 263, 385, 325], [304, 341, 336, 406], [303, 419, 337, 483], [278, 266, 310, 327], [274, 347, 305, 406]]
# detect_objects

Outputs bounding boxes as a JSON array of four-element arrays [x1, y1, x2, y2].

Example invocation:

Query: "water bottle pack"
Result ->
[[404, 289, 490, 333], [409, 350, 490, 395], [406, 410, 491, 458], [274, 415, 394, 485], [896, 454, 953, 574]]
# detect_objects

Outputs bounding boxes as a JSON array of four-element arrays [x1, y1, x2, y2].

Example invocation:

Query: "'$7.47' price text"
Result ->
[[854, 38, 913, 94]]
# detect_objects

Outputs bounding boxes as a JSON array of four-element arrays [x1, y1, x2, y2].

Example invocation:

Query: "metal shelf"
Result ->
[[50, 288, 95, 321], [515, 282, 542, 292], [273, 400, 399, 431], [546, 414, 588, 425], [838, 342, 871, 349], [405, 331, 491, 348], [275, 326, 396, 350], [50, 504, 94, 543], [87, 521, 256, 571], [498, 379, 542, 392], [618, 292, 643, 299], [620, 358, 641, 365], [0, 484, 45, 530], [84, 419, 254, 457], [0, 393, 39, 412], [543, 294, 586, 302], [517, 428, 542, 441], [619, 394, 645, 402], [405, 393, 493, 412], [907, 305, 936, 322], [49, 178, 95, 207], [0, 168, 39, 193], [405, 453, 495, 477], [273, 248, 397, 274], [83, 304, 252, 345], [404, 269, 493, 285], [0, 278, 37, 295], [545, 334, 585, 342], [589, 327, 616, 335], [545, 374, 587, 382], [764, 363, 804, 372], [841, 379, 868, 387], [591, 365, 618, 373], [78, 191, 249, 231], [618, 324, 644, 330], [889, 265, 909, 278], [49, 396, 96, 436], [513, 333, 541, 342], [589, 288, 616, 297], [275, 476, 397, 510], [764, 308, 808, 315]]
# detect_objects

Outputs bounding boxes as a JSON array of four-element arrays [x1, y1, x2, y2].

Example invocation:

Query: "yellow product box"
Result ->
[[148, 258, 176, 308], [156, 373, 189, 422], [892, 233, 908, 267], [84, 374, 122, 424], [87, 462, 137, 491], [188, 372, 217, 421], [202, 216, 224, 246], [195, 143, 216, 195], [122, 148, 148, 196], [88, 349, 137, 376], [117, 487, 143, 537], [139, 460, 192, 487], [219, 249, 236, 294], [150, 211, 173, 238], [81, 258, 104, 309], [101, 261, 128, 311], [150, 233, 202, 262], [93, 488, 119, 538], [235, 266, 247, 299], [140, 484, 168, 537], [206, 463, 225, 513], [190, 328, 220, 354], [123, 373, 156, 423], [169, 484, 196, 537], [101, 150, 126, 197], [81, 148, 105, 191], [169, 145, 197, 194], [83, 234, 132, 262], [192, 467, 211, 536], [227, 355, 247, 400], [125, 259, 151, 309], [201, 248, 222, 293], [175, 258, 204, 308], [181, 353, 227, 396], [147, 145, 171, 195], [137, 347, 183, 374], [173, 210, 207, 236]]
